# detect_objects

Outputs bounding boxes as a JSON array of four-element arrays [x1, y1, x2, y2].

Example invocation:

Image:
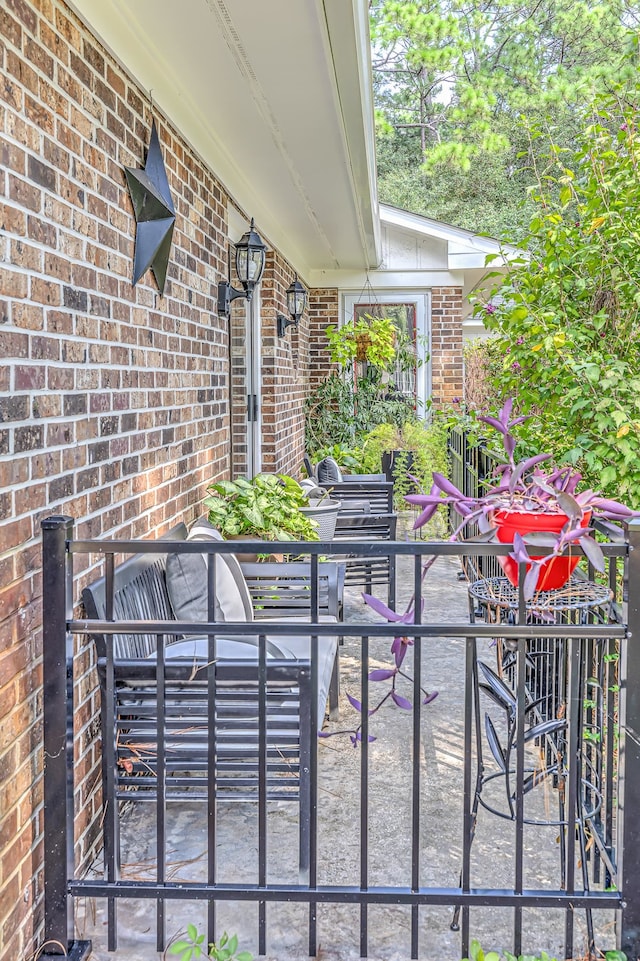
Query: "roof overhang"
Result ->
[[379, 204, 520, 271], [67, 0, 380, 278]]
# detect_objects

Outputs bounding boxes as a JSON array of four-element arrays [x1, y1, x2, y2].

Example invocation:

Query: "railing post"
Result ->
[[41, 516, 89, 958], [619, 519, 640, 957]]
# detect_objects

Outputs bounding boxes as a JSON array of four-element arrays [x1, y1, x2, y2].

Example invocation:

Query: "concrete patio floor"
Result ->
[[74, 543, 616, 961]]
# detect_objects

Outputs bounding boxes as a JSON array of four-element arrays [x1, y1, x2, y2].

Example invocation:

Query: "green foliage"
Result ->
[[325, 315, 398, 369], [462, 939, 626, 961], [463, 339, 504, 414], [361, 417, 449, 506], [377, 141, 535, 241], [169, 926, 252, 961], [304, 373, 356, 451], [305, 444, 367, 474], [304, 371, 416, 456], [370, 0, 639, 237], [204, 474, 319, 542], [476, 70, 640, 507]]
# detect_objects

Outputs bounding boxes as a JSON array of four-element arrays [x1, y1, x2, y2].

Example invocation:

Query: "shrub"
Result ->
[[360, 417, 449, 507], [475, 68, 640, 507]]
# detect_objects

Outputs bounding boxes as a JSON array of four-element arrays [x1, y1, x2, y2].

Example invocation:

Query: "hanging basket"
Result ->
[[354, 331, 372, 362]]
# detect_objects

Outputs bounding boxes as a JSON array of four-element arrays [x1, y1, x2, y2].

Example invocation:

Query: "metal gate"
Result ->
[[40, 515, 640, 960]]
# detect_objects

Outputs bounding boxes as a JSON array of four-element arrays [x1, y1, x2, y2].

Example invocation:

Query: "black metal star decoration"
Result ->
[[124, 119, 175, 296]]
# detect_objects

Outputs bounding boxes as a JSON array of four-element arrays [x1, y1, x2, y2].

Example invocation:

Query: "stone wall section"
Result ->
[[430, 287, 464, 407], [0, 2, 233, 957]]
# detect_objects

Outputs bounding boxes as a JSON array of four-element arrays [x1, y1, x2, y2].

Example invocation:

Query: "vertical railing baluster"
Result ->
[[604, 636, 615, 888], [156, 630, 166, 951], [308, 552, 319, 958], [207, 552, 217, 947], [619, 519, 640, 958], [104, 551, 118, 950], [513, 563, 527, 956], [42, 516, 76, 954], [460, 630, 476, 953], [410, 552, 422, 959], [563, 631, 581, 960], [258, 631, 267, 957], [360, 632, 369, 959]]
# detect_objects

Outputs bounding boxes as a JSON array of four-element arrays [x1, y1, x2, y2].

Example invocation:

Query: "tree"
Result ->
[[475, 63, 640, 506], [371, 0, 640, 237]]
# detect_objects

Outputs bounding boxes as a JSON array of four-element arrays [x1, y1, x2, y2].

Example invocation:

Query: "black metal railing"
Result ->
[[40, 515, 640, 961], [448, 426, 503, 580]]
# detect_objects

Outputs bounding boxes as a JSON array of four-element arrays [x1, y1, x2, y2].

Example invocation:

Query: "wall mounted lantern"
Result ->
[[217, 218, 266, 317], [277, 275, 307, 337]]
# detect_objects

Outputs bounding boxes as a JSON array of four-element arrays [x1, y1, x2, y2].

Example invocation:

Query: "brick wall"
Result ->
[[308, 287, 339, 391], [0, 2, 235, 957], [430, 287, 464, 407], [260, 252, 308, 476], [227, 254, 308, 480]]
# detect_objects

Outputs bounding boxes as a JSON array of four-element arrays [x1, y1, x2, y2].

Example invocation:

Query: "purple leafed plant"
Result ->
[[322, 399, 636, 746], [406, 398, 637, 600], [319, 593, 439, 748]]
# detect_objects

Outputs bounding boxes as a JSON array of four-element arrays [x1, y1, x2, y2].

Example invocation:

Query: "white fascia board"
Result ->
[[322, 0, 381, 268], [307, 268, 468, 289], [448, 251, 501, 270]]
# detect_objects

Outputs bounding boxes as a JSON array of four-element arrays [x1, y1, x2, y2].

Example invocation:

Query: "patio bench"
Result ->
[[81, 520, 344, 878]]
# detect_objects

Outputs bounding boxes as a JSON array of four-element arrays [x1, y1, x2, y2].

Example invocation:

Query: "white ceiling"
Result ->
[[67, 0, 380, 280]]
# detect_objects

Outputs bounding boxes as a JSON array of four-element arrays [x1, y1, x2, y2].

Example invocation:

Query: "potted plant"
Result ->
[[204, 474, 321, 556], [408, 399, 637, 598], [324, 314, 397, 370]]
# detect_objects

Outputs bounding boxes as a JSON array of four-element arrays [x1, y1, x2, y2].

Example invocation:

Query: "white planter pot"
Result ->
[[300, 499, 341, 540]]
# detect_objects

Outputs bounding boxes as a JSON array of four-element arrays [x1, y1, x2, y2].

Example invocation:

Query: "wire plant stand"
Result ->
[[453, 574, 617, 956]]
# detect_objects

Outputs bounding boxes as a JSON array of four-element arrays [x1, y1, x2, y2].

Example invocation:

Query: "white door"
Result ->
[[342, 291, 431, 415]]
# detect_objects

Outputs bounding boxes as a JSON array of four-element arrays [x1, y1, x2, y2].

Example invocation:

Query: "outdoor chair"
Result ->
[[82, 519, 344, 879], [330, 510, 398, 605], [304, 453, 386, 487], [303, 458, 398, 603]]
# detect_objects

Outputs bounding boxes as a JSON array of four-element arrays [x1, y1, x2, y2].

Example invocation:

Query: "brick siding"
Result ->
[[308, 287, 339, 391], [259, 252, 308, 476], [0, 2, 233, 957], [430, 287, 464, 407]]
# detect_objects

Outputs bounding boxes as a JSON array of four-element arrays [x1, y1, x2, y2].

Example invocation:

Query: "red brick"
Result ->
[[7, 174, 41, 212]]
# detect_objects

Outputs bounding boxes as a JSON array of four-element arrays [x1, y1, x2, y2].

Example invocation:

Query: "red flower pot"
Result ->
[[494, 508, 591, 592]]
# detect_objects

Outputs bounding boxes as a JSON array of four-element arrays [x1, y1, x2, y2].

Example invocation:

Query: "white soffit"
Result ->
[[67, 0, 380, 277]]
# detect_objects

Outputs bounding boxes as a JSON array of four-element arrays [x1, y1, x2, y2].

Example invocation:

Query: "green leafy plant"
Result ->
[[360, 418, 449, 507], [204, 473, 319, 542], [169, 925, 252, 961], [304, 371, 415, 455], [475, 65, 640, 507], [325, 314, 397, 370], [462, 939, 626, 961], [304, 443, 366, 475]]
